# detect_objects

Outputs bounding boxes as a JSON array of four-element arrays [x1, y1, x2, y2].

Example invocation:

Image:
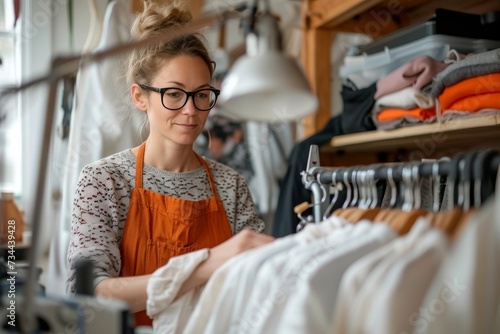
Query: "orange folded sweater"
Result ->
[[377, 107, 435, 122], [439, 73, 500, 111]]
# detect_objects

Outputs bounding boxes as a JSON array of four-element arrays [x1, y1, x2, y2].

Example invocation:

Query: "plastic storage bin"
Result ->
[[340, 34, 500, 89]]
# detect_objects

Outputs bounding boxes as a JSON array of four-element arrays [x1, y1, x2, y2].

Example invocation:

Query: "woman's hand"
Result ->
[[205, 229, 275, 271], [176, 230, 275, 298]]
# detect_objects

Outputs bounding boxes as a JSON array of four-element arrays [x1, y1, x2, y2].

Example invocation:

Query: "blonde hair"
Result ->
[[125, 1, 214, 87]]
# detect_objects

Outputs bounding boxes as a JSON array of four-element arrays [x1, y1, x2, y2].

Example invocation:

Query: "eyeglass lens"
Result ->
[[163, 88, 217, 110]]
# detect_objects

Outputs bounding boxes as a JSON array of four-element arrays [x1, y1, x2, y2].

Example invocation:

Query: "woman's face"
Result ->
[[140, 55, 212, 148]]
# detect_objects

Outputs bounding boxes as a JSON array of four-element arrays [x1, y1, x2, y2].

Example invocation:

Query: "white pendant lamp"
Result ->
[[218, 9, 318, 123]]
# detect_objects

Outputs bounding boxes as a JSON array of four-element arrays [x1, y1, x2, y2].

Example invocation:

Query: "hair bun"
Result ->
[[131, 1, 193, 40]]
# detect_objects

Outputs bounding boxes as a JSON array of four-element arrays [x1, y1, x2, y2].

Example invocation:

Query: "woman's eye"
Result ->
[[167, 92, 181, 98]]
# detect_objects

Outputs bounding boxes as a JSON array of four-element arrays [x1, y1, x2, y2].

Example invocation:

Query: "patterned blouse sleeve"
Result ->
[[234, 173, 265, 233], [66, 164, 123, 294]]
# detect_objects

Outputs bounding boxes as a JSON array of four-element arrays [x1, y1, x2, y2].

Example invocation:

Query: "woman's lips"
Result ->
[[176, 123, 197, 130]]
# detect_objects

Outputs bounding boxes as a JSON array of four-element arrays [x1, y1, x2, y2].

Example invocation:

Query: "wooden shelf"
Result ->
[[323, 115, 500, 156]]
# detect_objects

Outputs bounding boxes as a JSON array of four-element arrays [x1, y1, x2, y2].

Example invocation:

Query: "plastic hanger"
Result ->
[[431, 153, 465, 235], [473, 149, 499, 208], [346, 169, 381, 223], [448, 151, 478, 236], [431, 154, 463, 233], [452, 149, 498, 237], [425, 160, 441, 225], [388, 164, 427, 235], [332, 170, 353, 218], [322, 169, 341, 220], [336, 170, 359, 219], [373, 166, 398, 224], [336, 169, 380, 223]]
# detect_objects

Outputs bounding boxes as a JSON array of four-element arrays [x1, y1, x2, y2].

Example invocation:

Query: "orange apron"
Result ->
[[119, 142, 233, 327]]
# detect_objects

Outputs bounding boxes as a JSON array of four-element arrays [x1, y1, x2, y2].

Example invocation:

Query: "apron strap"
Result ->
[[135, 142, 146, 189]]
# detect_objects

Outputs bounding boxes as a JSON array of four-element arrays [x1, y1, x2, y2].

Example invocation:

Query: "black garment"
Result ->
[[339, 83, 377, 134], [272, 83, 377, 237]]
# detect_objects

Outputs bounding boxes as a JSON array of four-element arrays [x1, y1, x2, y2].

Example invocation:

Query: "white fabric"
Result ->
[[273, 223, 397, 334], [372, 86, 434, 114], [331, 224, 409, 333], [235, 216, 349, 331], [245, 122, 293, 220], [244, 221, 373, 333], [46, 0, 142, 296], [147, 249, 210, 334], [183, 215, 349, 334], [416, 168, 500, 334], [189, 237, 298, 334], [343, 218, 432, 334], [363, 228, 448, 334]]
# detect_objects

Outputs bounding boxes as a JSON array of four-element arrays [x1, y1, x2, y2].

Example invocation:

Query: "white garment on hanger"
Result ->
[[183, 215, 349, 334], [362, 227, 448, 334], [416, 170, 500, 334], [242, 221, 373, 333], [259, 222, 397, 334], [331, 224, 407, 333], [46, 0, 142, 297], [238, 218, 347, 325], [345, 218, 432, 334]]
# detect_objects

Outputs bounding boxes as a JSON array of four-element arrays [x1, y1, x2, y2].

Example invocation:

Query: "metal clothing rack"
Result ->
[[301, 145, 500, 224]]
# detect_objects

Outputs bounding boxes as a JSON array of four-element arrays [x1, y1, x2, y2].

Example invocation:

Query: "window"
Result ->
[[0, 0, 21, 194]]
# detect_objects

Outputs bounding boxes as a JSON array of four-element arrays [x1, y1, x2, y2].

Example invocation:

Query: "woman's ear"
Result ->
[[131, 84, 148, 111]]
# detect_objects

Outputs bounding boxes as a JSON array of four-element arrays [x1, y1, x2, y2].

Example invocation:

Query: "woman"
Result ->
[[66, 2, 274, 327]]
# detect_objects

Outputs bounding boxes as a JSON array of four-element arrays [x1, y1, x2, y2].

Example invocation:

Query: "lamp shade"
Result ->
[[217, 51, 318, 122]]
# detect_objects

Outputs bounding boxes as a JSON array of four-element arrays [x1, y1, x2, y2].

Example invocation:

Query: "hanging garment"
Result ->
[[416, 168, 500, 334], [47, 0, 142, 297], [241, 222, 371, 333], [334, 218, 432, 334], [185, 215, 350, 334], [253, 222, 397, 334], [145, 215, 347, 334], [361, 226, 448, 334], [122, 142, 233, 327], [185, 235, 304, 334]]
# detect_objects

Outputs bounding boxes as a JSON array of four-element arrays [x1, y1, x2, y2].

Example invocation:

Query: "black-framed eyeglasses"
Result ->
[[139, 84, 220, 111]]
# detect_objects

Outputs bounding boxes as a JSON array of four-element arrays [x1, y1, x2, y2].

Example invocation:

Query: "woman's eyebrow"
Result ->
[[165, 81, 211, 90]]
